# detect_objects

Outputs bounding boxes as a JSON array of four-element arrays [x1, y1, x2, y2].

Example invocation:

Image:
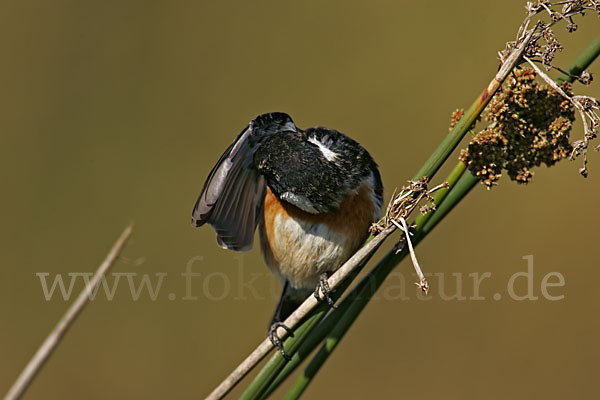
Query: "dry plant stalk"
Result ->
[[392, 217, 428, 293], [4, 225, 133, 400], [208, 2, 599, 399]]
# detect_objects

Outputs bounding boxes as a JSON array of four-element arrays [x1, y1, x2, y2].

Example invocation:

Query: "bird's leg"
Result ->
[[268, 321, 294, 361], [314, 272, 336, 308]]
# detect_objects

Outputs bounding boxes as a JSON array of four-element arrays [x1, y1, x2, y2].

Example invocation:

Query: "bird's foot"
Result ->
[[314, 273, 336, 308], [268, 322, 294, 361]]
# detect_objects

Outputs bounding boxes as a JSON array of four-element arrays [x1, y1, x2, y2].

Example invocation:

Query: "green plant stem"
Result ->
[[281, 33, 600, 399], [245, 29, 531, 399], [557, 35, 600, 84], [239, 21, 582, 400], [283, 173, 479, 399]]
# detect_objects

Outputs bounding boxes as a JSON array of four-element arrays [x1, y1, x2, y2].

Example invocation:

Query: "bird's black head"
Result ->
[[254, 126, 382, 213], [250, 112, 297, 135]]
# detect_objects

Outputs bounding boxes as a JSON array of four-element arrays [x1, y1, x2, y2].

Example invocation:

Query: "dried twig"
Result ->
[[385, 181, 449, 294], [385, 181, 449, 293], [4, 224, 133, 400], [392, 217, 429, 294]]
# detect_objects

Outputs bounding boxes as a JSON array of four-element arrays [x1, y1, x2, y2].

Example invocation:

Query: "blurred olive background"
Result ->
[[1, 1, 599, 399]]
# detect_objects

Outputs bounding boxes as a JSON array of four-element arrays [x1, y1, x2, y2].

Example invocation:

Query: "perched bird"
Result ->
[[192, 112, 383, 357]]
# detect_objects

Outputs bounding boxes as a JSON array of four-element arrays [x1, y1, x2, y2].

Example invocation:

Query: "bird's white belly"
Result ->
[[261, 213, 354, 290]]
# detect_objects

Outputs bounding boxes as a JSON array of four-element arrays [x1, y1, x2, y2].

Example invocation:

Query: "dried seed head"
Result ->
[[463, 129, 505, 188], [463, 68, 575, 188]]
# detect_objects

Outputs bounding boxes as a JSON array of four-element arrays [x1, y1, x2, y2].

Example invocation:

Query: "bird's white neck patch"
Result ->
[[308, 136, 339, 162], [280, 191, 319, 214]]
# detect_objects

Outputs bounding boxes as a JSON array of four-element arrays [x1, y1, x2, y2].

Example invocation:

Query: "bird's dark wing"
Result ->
[[191, 112, 297, 251]]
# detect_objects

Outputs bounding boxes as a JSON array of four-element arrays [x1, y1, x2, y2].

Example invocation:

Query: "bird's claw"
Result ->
[[268, 322, 294, 361], [314, 273, 337, 308]]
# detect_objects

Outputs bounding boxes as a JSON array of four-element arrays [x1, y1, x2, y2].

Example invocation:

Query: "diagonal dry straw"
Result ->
[[237, 15, 542, 400], [4, 224, 133, 400], [277, 33, 600, 400], [208, 8, 598, 400]]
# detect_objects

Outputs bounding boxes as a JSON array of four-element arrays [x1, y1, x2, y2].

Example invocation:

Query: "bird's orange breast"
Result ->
[[259, 185, 377, 289]]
